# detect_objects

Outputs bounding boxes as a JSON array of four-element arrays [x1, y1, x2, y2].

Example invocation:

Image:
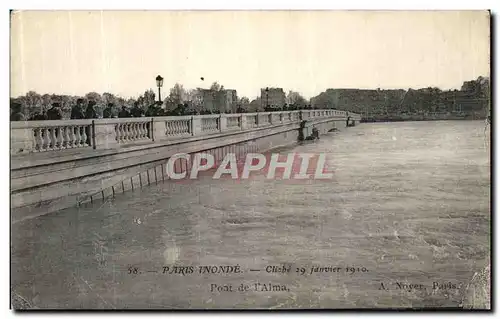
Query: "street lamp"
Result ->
[[156, 75, 164, 103]]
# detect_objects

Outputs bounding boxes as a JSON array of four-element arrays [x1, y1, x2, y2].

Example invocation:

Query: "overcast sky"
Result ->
[[10, 10, 490, 99]]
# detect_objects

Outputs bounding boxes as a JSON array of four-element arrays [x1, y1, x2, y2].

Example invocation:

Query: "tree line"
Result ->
[[10, 81, 316, 121], [310, 76, 490, 116]]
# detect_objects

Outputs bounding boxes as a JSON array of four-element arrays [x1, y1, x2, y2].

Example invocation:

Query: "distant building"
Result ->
[[261, 88, 286, 110], [200, 89, 217, 112], [223, 89, 238, 113], [200, 88, 238, 113]]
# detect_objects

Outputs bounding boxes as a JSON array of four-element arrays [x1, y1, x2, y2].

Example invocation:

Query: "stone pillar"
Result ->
[[240, 114, 248, 130], [10, 127, 33, 155], [192, 116, 202, 136], [152, 118, 166, 141], [220, 114, 227, 132], [302, 110, 310, 120], [93, 121, 118, 149]]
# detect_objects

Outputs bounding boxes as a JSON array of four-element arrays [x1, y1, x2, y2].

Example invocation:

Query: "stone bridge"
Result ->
[[10, 109, 361, 223]]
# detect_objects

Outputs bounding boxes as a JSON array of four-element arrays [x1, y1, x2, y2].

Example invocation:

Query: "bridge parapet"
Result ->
[[11, 109, 359, 156], [10, 108, 362, 221]]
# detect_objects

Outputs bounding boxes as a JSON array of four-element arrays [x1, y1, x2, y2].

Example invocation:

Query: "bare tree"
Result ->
[[286, 90, 307, 107], [210, 82, 223, 92], [24, 91, 43, 115]]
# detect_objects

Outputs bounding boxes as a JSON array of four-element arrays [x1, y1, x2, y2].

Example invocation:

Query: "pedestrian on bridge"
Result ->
[[118, 105, 131, 118], [85, 101, 98, 119], [46, 103, 63, 120], [10, 102, 26, 121], [130, 102, 144, 118], [30, 111, 47, 121], [103, 103, 115, 118], [71, 98, 86, 119]]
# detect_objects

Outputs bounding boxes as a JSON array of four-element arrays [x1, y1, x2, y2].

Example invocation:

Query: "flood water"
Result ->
[[11, 120, 491, 309]]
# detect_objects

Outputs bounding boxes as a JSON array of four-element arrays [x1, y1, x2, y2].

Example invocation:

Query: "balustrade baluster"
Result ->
[[138, 123, 143, 139], [121, 123, 126, 142], [33, 128, 42, 151], [139, 122, 144, 139], [138, 123, 144, 139], [41, 128, 49, 151], [114, 124, 119, 142], [136, 123, 141, 139], [57, 127, 64, 149], [73, 126, 81, 147], [126, 123, 132, 141], [62, 126, 69, 148], [81, 125, 88, 146], [68, 126, 76, 148], [122, 123, 127, 141], [121, 123, 127, 141], [47, 128, 56, 150], [133, 123, 139, 140], [115, 124, 121, 142], [129, 123, 134, 140]]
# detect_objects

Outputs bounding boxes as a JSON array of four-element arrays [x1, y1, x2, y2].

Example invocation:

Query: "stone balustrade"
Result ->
[[10, 109, 360, 155]]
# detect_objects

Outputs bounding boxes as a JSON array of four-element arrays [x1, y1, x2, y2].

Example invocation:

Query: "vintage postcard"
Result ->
[[9, 10, 491, 310]]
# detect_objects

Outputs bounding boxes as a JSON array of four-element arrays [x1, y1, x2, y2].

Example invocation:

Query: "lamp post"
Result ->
[[156, 75, 164, 104], [265, 87, 269, 109]]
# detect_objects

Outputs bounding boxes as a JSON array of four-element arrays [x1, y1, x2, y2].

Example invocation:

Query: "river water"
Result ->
[[11, 120, 491, 309]]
